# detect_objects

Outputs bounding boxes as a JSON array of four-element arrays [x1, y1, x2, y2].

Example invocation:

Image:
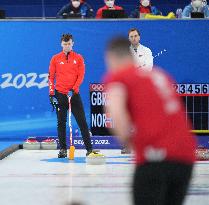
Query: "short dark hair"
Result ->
[[128, 28, 140, 36], [61, 33, 73, 42], [106, 36, 131, 57]]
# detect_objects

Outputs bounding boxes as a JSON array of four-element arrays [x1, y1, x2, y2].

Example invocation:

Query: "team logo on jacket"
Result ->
[[74, 60, 77, 64], [60, 62, 64, 64]]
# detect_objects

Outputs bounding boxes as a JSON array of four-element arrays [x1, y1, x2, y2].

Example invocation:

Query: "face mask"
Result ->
[[192, 0, 203, 8], [203, 0, 207, 6], [72, 1, 80, 8], [105, 0, 114, 8], [141, 0, 150, 7]]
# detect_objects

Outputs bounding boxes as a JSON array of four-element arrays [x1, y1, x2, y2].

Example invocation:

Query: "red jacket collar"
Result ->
[[61, 50, 74, 56]]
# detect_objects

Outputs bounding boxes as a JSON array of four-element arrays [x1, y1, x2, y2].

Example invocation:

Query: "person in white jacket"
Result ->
[[121, 28, 154, 154], [128, 28, 153, 71]]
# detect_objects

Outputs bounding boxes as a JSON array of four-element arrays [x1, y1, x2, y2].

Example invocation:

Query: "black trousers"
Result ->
[[133, 161, 193, 205], [55, 90, 92, 151]]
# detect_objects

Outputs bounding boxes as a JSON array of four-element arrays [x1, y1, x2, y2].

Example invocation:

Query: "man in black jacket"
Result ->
[[57, 0, 94, 18]]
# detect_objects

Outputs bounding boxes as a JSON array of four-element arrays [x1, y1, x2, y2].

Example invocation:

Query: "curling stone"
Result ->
[[86, 152, 106, 165], [196, 147, 209, 160], [41, 137, 57, 150], [23, 137, 41, 150]]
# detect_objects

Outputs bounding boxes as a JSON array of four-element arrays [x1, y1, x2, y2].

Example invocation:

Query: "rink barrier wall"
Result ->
[[0, 144, 21, 160]]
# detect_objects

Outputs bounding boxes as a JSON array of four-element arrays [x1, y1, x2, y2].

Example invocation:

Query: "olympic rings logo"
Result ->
[[90, 84, 105, 92]]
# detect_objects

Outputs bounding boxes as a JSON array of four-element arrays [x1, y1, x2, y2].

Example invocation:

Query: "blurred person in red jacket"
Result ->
[[96, 0, 124, 19], [104, 36, 196, 205]]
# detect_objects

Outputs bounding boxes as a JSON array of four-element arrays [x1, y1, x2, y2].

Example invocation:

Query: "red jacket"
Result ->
[[96, 5, 123, 19], [105, 66, 196, 165], [48, 51, 85, 95]]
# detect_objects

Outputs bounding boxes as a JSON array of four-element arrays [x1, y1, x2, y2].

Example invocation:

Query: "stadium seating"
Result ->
[[0, 0, 191, 18]]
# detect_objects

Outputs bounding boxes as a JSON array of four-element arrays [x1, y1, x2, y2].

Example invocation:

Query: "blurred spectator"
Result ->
[[130, 0, 161, 18], [203, 0, 208, 6], [96, 0, 124, 19], [182, 0, 209, 18], [57, 0, 94, 19], [204, 0, 209, 12]]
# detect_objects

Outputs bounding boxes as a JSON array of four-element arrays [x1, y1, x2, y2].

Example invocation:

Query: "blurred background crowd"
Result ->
[[0, 0, 208, 19]]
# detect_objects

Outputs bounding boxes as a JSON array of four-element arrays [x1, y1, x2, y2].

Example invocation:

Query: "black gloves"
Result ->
[[49, 95, 58, 111]]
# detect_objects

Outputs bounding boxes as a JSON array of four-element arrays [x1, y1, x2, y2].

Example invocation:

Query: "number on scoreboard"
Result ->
[[173, 83, 209, 133]]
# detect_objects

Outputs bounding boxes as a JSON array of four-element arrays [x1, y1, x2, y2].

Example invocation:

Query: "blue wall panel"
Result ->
[[0, 20, 209, 139]]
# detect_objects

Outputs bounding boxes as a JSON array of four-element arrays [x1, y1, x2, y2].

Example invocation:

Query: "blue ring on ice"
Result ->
[[41, 155, 133, 164]]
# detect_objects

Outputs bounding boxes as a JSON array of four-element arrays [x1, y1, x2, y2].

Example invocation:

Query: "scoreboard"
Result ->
[[90, 83, 112, 136], [173, 84, 209, 95], [174, 84, 209, 134], [90, 83, 209, 136]]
